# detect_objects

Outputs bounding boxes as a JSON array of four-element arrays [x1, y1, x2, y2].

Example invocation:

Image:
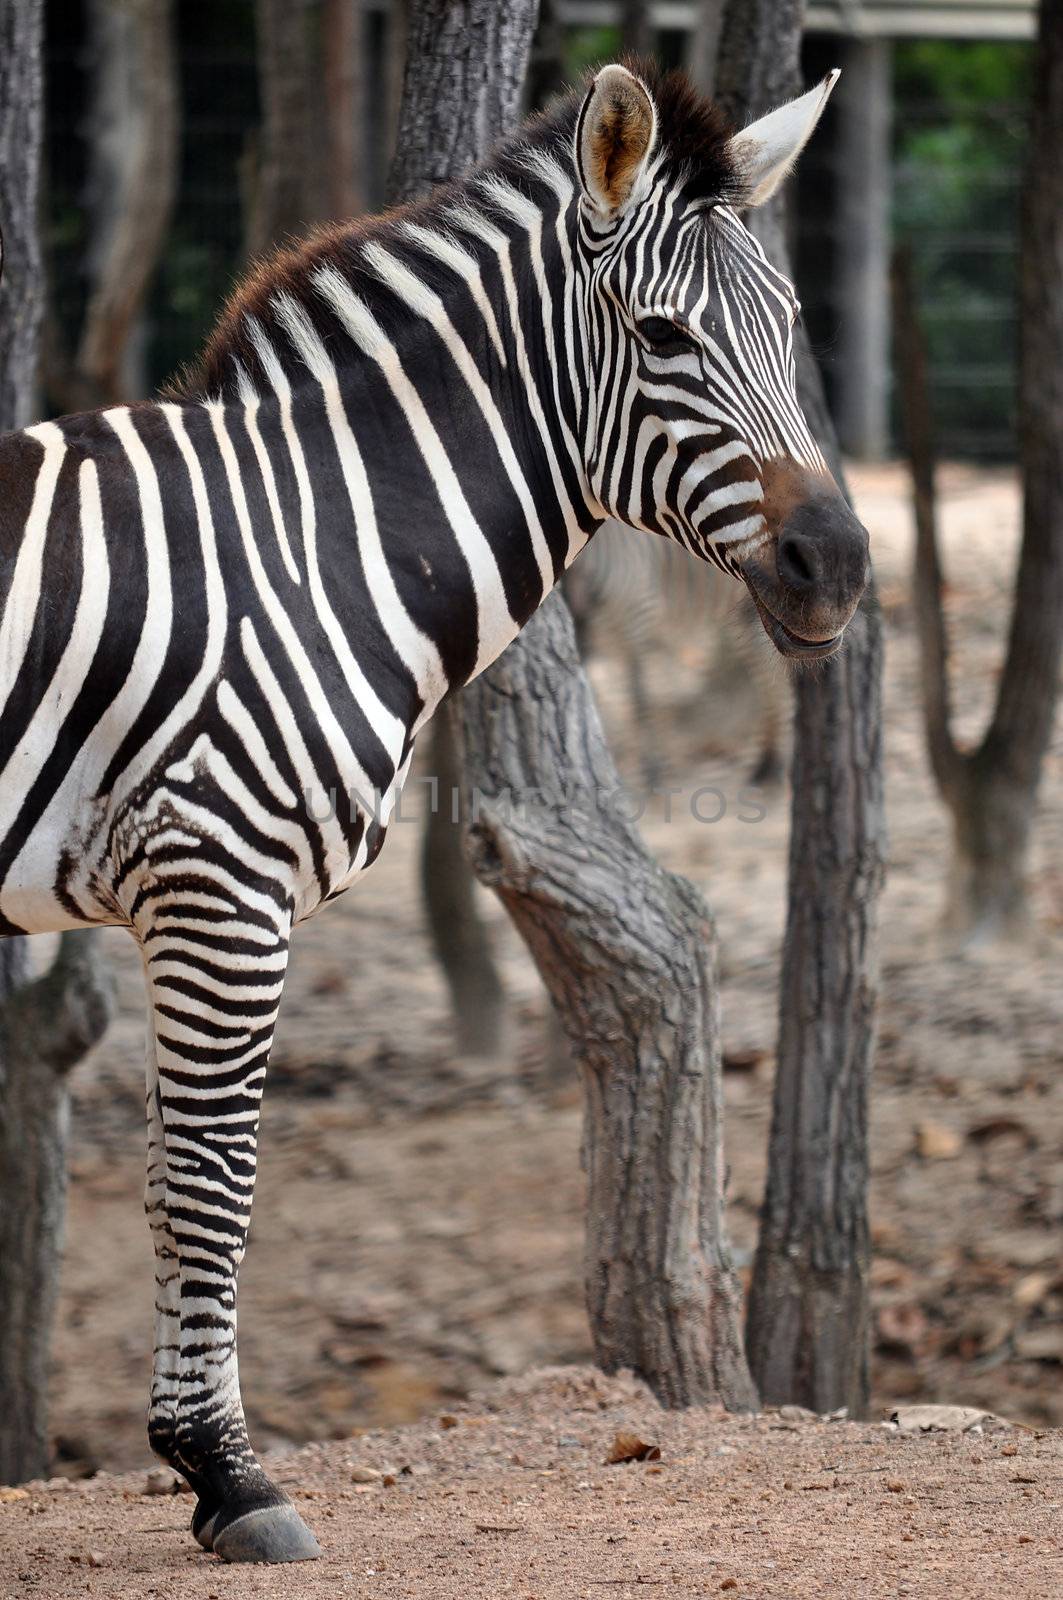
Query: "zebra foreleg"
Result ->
[[141, 912, 320, 1564]]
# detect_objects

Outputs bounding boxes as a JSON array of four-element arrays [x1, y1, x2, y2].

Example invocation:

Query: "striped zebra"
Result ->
[[565, 518, 788, 786], [0, 64, 867, 1562]]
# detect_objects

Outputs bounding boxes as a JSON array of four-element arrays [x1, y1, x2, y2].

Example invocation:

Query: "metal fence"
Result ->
[[43, 2, 1031, 460]]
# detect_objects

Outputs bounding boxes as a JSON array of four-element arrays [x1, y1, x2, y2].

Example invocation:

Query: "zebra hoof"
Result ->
[[211, 1502, 321, 1564], [191, 1499, 219, 1551]]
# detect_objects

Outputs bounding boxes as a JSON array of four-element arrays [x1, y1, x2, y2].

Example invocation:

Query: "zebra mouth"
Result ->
[[746, 589, 845, 661]]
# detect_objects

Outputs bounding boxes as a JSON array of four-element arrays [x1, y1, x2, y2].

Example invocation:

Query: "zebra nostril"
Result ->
[[777, 530, 818, 591]]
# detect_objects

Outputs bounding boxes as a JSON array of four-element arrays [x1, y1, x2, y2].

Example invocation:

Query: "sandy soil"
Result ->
[[7, 463, 1061, 1590], [2, 1368, 1061, 1598]]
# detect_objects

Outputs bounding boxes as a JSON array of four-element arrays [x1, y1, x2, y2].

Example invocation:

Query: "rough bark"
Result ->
[[462, 598, 757, 1408], [0, 0, 115, 1484], [393, 0, 756, 1409], [716, 0, 887, 1416], [894, 0, 1063, 944], [0, 0, 43, 428], [386, 0, 534, 206], [0, 937, 114, 1484]]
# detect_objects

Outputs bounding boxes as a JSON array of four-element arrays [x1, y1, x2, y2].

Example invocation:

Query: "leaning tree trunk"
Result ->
[[391, 0, 756, 1409], [715, 0, 886, 1416], [0, 0, 115, 1484], [894, 0, 1063, 945]]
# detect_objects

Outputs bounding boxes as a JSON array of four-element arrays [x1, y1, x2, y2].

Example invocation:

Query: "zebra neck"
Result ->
[[251, 198, 598, 721]]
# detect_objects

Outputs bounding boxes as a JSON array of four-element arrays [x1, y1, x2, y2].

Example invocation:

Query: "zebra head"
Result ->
[[573, 65, 869, 661]]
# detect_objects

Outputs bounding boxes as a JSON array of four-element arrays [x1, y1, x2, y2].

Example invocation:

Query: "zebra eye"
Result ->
[[639, 316, 696, 355]]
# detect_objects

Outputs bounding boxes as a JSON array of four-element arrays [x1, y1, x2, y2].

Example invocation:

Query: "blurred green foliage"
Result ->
[[892, 41, 1032, 457]]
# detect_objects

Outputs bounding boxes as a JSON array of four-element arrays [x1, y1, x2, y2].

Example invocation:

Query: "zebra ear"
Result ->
[[728, 70, 840, 208], [575, 65, 658, 220]]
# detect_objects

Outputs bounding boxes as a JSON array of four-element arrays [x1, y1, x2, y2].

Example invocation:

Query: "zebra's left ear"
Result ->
[[575, 64, 658, 221], [727, 70, 840, 208]]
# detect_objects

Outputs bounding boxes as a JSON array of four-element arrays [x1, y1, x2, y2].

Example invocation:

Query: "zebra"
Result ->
[[0, 63, 868, 1562], [564, 518, 789, 786]]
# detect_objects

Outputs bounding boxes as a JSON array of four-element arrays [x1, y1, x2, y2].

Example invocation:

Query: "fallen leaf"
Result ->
[[607, 1431, 661, 1465], [350, 1465, 382, 1484], [915, 1122, 962, 1161], [1013, 1272, 1053, 1309], [0, 1488, 29, 1503]]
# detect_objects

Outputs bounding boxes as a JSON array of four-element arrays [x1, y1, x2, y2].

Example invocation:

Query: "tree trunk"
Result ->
[[0, 0, 115, 1484], [0, 937, 114, 1484], [462, 597, 757, 1407], [0, 0, 43, 429], [894, 0, 1063, 945], [686, 0, 726, 94], [419, 708, 508, 1059], [715, 0, 887, 1416], [71, 0, 178, 407], [392, 0, 756, 1410], [619, 0, 652, 58], [248, 0, 325, 257], [322, 0, 366, 221]]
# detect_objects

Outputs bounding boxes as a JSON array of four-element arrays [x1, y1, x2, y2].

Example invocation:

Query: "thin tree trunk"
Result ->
[[0, 0, 42, 429], [619, 0, 652, 58], [0, 937, 114, 1484], [715, 0, 887, 1416], [420, 708, 508, 1058], [392, 0, 756, 1410], [70, 0, 178, 408], [686, 0, 726, 94], [527, 0, 565, 112], [894, 1, 1063, 944], [248, 0, 324, 257], [322, 0, 365, 220], [0, 0, 115, 1485]]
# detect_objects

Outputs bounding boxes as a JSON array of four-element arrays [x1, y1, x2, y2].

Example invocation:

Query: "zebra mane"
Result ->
[[170, 61, 739, 404]]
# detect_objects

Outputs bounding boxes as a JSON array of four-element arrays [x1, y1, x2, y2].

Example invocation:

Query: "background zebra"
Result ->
[[0, 62, 866, 1561]]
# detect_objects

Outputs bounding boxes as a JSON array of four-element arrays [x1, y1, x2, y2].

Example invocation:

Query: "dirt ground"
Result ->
[[5, 463, 1061, 1589], [2, 1368, 1061, 1598]]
